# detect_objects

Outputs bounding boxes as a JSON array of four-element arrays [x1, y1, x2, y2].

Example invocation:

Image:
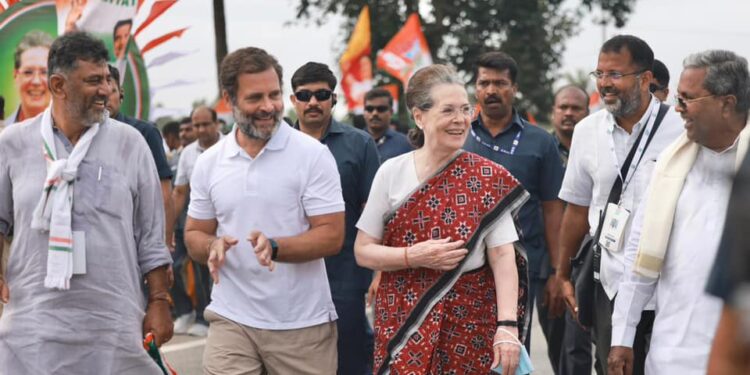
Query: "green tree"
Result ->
[[294, 0, 635, 121]]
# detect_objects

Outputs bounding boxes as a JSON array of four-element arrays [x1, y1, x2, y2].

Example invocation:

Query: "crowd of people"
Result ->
[[0, 29, 749, 375]]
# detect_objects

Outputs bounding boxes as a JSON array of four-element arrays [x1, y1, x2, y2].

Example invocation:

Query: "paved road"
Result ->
[[163, 310, 557, 375]]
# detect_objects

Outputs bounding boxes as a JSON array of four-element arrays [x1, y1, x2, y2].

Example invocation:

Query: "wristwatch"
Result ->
[[269, 238, 279, 261]]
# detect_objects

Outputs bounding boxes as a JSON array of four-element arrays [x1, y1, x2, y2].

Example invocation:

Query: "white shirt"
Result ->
[[611, 144, 735, 374], [188, 123, 344, 330], [559, 96, 684, 300], [356, 152, 518, 269], [174, 132, 224, 186]]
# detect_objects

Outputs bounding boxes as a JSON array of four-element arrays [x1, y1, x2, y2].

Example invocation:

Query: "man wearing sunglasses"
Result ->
[[609, 50, 750, 375], [362, 88, 413, 162], [650, 59, 670, 102], [290, 62, 380, 375], [549, 35, 683, 375]]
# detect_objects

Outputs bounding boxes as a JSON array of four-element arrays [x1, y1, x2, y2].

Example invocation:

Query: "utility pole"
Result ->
[[213, 0, 228, 93]]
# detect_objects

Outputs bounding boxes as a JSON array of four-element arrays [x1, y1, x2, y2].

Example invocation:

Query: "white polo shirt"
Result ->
[[558, 96, 684, 301], [188, 122, 344, 330]]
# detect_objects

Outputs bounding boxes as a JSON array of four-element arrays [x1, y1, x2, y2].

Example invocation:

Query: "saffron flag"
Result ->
[[376, 13, 432, 84], [339, 6, 372, 113]]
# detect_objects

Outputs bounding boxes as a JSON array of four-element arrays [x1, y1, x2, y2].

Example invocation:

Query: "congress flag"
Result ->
[[376, 13, 432, 84], [339, 6, 372, 113]]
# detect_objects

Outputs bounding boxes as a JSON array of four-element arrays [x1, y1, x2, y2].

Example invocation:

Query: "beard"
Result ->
[[600, 84, 642, 118], [65, 95, 109, 128], [234, 106, 280, 141]]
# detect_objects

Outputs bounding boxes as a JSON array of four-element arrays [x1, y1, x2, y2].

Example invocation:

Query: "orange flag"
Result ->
[[140, 26, 187, 54], [377, 13, 432, 84], [339, 6, 373, 113]]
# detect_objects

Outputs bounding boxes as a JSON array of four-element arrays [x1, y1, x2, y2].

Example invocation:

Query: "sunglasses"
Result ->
[[294, 89, 333, 102], [364, 105, 390, 113], [649, 83, 667, 93]]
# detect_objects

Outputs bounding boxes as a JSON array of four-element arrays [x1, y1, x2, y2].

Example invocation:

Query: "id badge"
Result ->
[[598, 203, 630, 253], [73, 231, 87, 275]]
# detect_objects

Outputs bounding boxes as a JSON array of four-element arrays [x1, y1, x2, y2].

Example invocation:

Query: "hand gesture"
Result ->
[[248, 231, 275, 272], [491, 326, 520, 374], [207, 236, 238, 284], [407, 238, 467, 271], [64, 0, 87, 33]]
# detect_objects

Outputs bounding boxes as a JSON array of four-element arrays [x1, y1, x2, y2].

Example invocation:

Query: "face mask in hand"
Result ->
[[491, 328, 534, 375]]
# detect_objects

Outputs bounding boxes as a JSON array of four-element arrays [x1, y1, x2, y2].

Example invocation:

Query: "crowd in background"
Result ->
[[0, 29, 749, 375]]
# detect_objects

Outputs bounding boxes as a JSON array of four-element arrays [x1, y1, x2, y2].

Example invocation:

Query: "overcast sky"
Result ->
[[138, 0, 750, 118]]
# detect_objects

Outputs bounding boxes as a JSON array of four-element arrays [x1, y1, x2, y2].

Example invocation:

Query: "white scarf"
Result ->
[[634, 121, 750, 278], [31, 108, 101, 290]]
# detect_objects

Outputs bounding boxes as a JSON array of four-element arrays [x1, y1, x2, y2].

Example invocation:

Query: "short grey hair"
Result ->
[[683, 50, 750, 113]]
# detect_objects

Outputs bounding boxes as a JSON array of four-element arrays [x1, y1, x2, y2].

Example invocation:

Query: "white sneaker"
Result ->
[[187, 322, 208, 337], [173, 311, 196, 335]]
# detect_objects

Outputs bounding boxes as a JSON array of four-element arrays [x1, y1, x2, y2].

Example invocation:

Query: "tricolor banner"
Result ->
[[0, 0, 153, 122]]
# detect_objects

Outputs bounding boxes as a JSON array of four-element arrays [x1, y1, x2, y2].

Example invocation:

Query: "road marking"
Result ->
[[162, 338, 207, 353]]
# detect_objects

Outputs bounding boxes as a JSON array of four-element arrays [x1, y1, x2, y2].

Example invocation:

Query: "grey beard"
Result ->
[[238, 120, 279, 140], [64, 100, 108, 128], [603, 85, 642, 118]]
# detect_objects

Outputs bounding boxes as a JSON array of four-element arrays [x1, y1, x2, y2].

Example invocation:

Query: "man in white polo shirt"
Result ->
[[184, 47, 345, 374]]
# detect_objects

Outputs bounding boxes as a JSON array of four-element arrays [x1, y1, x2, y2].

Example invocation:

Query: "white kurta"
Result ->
[[612, 144, 735, 374]]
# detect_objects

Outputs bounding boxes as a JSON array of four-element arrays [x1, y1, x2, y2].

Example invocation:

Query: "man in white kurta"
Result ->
[[609, 50, 750, 375]]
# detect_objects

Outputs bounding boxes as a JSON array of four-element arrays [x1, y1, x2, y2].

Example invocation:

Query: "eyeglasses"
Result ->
[[17, 68, 48, 80], [589, 70, 646, 81], [364, 105, 390, 113], [436, 105, 475, 119], [674, 94, 715, 108], [294, 89, 333, 102]]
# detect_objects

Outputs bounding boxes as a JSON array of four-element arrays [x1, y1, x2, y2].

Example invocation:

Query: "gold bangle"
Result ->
[[403, 247, 411, 268]]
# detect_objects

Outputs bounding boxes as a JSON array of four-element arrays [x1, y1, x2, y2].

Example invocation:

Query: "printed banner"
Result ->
[[0, 0, 151, 123]]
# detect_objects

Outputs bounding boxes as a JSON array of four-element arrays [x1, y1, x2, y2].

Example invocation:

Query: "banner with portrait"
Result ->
[[0, 0, 151, 124]]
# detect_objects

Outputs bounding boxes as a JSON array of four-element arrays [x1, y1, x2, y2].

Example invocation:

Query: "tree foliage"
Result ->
[[294, 0, 635, 121]]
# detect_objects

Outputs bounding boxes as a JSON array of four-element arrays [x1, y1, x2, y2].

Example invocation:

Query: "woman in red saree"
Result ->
[[355, 65, 531, 374]]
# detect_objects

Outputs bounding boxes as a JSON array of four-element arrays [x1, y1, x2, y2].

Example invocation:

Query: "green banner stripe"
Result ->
[[49, 246, 72, 252]]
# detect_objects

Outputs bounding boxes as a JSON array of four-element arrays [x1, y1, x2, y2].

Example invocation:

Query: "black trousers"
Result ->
[[592, 283, 654, 375], [558, 309, 593, 375], [527, 278, 594, 375]]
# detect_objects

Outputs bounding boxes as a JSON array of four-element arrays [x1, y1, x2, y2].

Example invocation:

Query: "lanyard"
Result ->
[[607, 101, 659, 200], [469, 126, 523, 156]]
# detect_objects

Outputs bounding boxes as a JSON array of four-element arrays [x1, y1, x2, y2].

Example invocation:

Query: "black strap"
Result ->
[[592, 103, 670, 280], [605, 103, 670, 205]]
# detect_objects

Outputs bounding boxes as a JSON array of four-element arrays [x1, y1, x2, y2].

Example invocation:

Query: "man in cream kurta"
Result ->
[[609, 50, 750, 375]]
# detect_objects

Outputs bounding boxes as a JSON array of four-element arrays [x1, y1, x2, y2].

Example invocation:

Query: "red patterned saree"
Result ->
[[373, 151, 530, 375]]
